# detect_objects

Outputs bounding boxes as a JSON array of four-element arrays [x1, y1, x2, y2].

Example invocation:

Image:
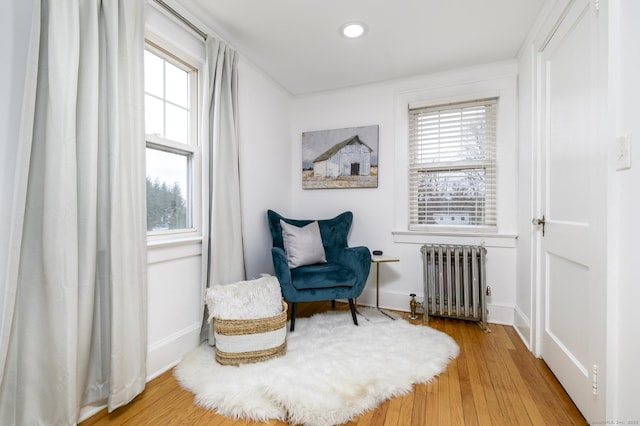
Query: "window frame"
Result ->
[[144, 40, 201, 239], [408, 97, 498, 232], [390, 66, 520, 243]]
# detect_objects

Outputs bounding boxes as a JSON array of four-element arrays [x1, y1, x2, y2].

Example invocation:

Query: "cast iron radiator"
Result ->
[[420, 244, 489, 331]]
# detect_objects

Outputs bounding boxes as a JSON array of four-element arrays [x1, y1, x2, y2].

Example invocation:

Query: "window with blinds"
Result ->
[[408, 98, 497, 231]]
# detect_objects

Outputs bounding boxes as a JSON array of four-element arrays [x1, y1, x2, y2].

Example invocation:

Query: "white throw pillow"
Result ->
[[206, 275, 283, 320], [280, 219, 327, 268]]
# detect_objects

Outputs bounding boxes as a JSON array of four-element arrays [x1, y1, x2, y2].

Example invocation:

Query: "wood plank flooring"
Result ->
[[81, 301, 586, 425]]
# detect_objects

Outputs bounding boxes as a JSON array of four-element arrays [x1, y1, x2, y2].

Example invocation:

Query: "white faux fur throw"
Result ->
[[175, 308, 459, 426], [206, 275, 283, 321]]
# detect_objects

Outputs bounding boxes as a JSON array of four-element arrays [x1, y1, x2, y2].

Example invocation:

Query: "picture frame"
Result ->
[[301, 125, 379, 189]]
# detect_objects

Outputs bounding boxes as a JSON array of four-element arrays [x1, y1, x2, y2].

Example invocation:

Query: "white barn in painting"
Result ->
[[313, 135, 373, 178]]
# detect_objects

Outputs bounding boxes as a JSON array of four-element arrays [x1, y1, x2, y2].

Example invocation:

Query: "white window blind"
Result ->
[[408, 98, 497, 230]]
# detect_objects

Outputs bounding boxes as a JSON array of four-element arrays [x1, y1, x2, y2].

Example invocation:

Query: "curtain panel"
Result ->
[[200, 38, 246, 342], [0, 0, 147, 423]]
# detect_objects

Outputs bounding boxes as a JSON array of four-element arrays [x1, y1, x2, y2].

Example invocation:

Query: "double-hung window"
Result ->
[[408, 98, 497, 231], [144, 43, 198, 233]]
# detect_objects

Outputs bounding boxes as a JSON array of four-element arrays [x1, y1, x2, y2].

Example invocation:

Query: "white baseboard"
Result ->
[[485, 304, 514, 325], [146, 322, 201, 380], [359, 288, 515, 325], [357, 288, 413, 312], [79, 404, 106, 423], [513, 306, 532, 350]]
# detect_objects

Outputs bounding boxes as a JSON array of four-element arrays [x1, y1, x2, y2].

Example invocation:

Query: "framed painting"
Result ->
[[302, 125, 379, 189]]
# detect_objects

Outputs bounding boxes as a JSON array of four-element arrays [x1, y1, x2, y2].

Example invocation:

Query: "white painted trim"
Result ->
[[393, 63, 519, 238], [146, 322, 201, 380], [513, 305, 532, 352], [79, 405, 106, 423], [391, 231, 517, 248], [147, 238, 202, 264], [359, 288, 514, 325], [485, 304, 513, 325], [147, 235, 202, 248], [357, 288, 413, 313]]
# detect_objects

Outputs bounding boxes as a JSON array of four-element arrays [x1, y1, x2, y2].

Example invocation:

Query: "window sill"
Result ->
[[147, 233, 203, 249], [392, 230, 517, 248], [147, 234, 203, 265]]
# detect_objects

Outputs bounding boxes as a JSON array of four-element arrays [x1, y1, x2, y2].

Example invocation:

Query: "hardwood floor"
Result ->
[[81, 301, 587, 425]]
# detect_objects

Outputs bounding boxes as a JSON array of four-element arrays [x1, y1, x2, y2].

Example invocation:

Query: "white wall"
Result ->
[[238, 60, 293, 280], [146, 240, 203, 378], [607, 0, 640, 422], [289, 63, 519, 324]]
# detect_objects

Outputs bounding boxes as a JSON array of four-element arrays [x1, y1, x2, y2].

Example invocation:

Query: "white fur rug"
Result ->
[[174, 308, 459, 426]]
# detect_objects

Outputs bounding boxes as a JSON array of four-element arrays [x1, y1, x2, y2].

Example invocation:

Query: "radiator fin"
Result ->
[[421, 244, 488, 331]]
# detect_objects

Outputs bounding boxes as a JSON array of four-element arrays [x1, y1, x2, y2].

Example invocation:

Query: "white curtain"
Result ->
[[0, 0, 147, 423], [200, 38, 246, 341]]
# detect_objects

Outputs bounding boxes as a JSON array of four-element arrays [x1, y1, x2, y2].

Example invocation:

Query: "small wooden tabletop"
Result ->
[[372, 255, 400, 263]]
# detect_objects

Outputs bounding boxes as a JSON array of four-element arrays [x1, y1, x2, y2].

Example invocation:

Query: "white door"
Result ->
[[536, 0, 607, 421]]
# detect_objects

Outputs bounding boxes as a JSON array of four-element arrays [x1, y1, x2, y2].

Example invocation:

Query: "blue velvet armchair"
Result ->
[[267, 210, 371, 331]]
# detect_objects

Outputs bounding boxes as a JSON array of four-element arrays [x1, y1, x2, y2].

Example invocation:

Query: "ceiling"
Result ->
[[185, 0, 545, 96]]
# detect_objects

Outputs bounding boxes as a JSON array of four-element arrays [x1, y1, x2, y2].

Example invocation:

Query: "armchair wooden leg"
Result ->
[[348, 298, 358, 326], [290, 302, 297, 332], [331, 300, 336, 309]]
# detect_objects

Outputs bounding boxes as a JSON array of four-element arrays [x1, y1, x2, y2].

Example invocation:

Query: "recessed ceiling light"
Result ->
[[340, 22, 368, 39]]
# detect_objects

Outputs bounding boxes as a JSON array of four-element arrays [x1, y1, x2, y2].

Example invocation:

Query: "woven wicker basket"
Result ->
[[213, 300, 288, 365]]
